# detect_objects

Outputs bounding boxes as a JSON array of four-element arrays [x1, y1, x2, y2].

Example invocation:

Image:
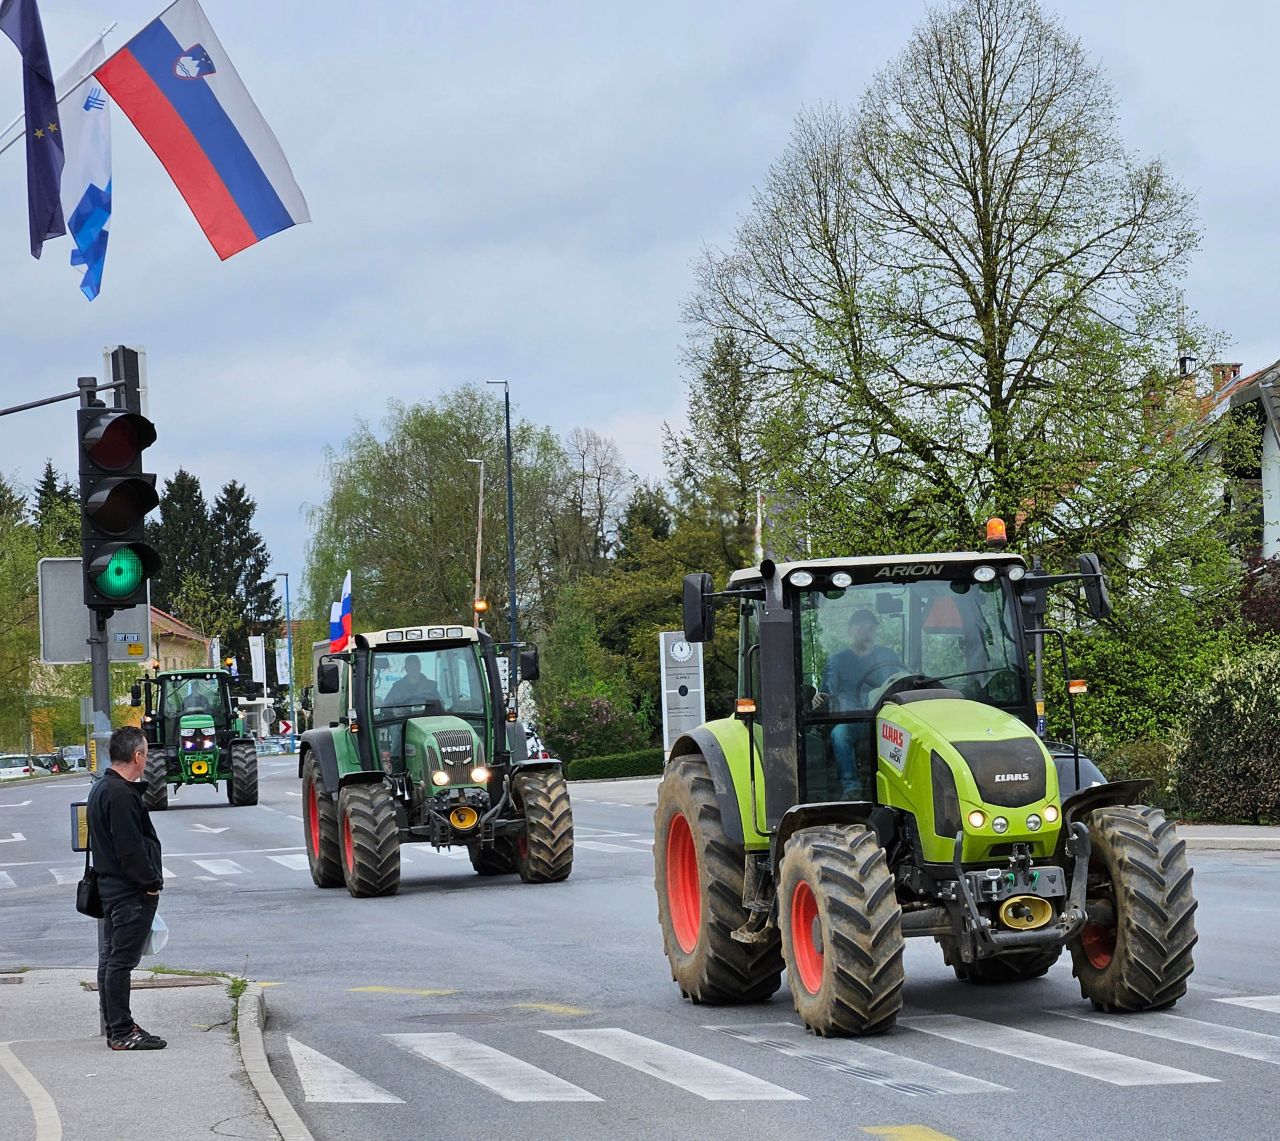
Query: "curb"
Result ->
[[1184, 837, 1280, 851], [237, 983, 315, 1141]]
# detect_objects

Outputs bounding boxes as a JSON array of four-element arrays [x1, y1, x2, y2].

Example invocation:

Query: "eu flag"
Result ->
[[0, 0, 65, 257]]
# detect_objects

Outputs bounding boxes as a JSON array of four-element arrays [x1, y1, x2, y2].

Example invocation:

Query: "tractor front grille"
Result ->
[[953, 738, 1047, 807], [432, 729, 476, 783]]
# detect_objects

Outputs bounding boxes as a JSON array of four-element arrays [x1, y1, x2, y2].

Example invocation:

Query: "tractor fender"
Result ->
[[298, 731, 341, 795], [770, 801, 890, 877], [1050, 751, 1108, 799], [668, 727, 745, 845], [1061, 778, 1156, 829]]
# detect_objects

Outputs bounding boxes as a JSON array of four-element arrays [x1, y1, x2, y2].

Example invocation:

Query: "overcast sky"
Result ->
[[1, 0, 1277, 614]]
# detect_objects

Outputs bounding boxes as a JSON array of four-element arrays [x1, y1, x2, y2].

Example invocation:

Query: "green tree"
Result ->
[[208, 480, 278, 664], [169, 569, 239, 645], [148, 469, 211, 611], [31, 460, 77, 552]]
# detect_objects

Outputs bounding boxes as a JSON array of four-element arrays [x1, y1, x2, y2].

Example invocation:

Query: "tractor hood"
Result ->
[[404, 715, 486, 787]]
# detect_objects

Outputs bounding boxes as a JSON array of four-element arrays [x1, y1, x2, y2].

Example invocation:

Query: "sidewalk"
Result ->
[[0, 967, 312, 1141], [1179, 823, 1280, 851]]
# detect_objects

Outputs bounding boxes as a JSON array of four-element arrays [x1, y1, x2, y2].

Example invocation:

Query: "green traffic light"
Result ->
[[94, 547, 145, 599]]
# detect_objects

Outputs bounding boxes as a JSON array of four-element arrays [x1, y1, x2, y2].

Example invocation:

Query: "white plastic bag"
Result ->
[[142, 912, 168, 956]]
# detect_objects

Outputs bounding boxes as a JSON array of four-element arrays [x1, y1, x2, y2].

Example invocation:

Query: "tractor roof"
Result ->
[[356, 625, 481, 648], [157, 668, 231, 679], [728, 551, 1026, 586]]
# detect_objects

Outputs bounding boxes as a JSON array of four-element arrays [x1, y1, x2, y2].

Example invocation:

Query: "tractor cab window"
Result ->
[[164, 677, 224, 724], [370, 646, 487, 768]]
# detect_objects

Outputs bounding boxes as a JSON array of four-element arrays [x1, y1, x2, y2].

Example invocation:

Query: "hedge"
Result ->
[[566, 748, 665, 781]]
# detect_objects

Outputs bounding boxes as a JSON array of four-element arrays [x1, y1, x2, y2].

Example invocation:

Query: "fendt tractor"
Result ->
[[299, 623, 573, 897], [655, 533, 1197, 1036], [131, 668, 259, 810]]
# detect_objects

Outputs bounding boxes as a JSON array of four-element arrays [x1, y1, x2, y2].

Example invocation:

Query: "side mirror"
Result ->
[[1079, 553, 1112, 621], [317, 662, 341, 694], [300, 686, 313, 712], [519, 647, 540, 682], [129, 684, 142, 707], [682, 573, 716, 643]]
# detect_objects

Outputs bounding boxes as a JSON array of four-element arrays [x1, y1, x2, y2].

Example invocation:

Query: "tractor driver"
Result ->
[[381, 655, 442, 710], [811, 609, 904, 798]]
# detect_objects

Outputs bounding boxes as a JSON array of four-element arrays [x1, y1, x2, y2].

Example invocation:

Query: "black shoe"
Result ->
[[109, 1026, 167, 1050]]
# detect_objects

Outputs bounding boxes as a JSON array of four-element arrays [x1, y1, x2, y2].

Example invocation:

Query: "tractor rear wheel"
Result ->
[[229, 742, 258, 806], [779, 825, 904, 1036], [1069, 806, 1197, 1012], [468, 838, 519, 876], [338, 783, 401, 897], [302, 753, 342, 888], [941, 939, 1062, 984], [142, 746, 168, 811], [653, 754, 782, 1005], [515, 769, 574, 883]]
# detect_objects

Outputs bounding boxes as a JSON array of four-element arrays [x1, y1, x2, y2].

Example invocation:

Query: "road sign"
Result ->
[[279, 719, 292, 735], [262, 706, 276, 725], [39, 557, 152, 664], [659, 631, 705, 753], [80, 697, 94, 727]]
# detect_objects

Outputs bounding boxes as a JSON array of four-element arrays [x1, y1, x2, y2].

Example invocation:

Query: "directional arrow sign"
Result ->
[[0, 833, 26, 843], [190, 823, 230, 834], [279, 719, 292, 735]]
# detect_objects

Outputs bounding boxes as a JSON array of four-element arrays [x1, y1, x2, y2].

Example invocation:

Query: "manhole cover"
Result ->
[[0, 977, 23, 984]]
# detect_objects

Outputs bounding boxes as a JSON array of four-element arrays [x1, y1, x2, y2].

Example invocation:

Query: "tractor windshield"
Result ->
[[370, 645, 488, 772], [164, 677, 223, 721]]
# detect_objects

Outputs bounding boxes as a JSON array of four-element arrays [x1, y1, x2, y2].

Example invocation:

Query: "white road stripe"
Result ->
[[287, 1038, 403, 1103], [269, 854, 311, 871], [191, 859, 247, 876], [543, 1028, 805, 1101], [401, 845, 469, 862], [0, 872, 14, 889], [1217, 995, 1280, 1014], [0, 799, 31, 808], [1059, 1010, 1280, 1065], [386, 1033, 601, 1102], [162, 865, 178, 879], [0, 833, 25, 844], [286, 815, 303, 823], [49, 867, 81, 885], [902, 1015, 1216, 1086], [0, 1041, 60, 1140], [574, 841, 645, 854], [709, 1021, 1007, 1095]]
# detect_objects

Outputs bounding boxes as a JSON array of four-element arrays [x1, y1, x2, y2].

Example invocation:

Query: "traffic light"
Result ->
[[78, 386, 162, 612]]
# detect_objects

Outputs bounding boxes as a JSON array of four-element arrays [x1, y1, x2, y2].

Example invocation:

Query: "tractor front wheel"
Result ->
[[468, 838, 519, 876], [778, 825, 904, 1036], [338, 783, 401, 898], [229, 742, 258, 806], [653, 754, 782, 1005], [302, 753, 342, 888], [941, 940, 1062, 984], [1069, 806, 1197, 1012], [142, 746, 168, 811], [515, 769, 574, 883]]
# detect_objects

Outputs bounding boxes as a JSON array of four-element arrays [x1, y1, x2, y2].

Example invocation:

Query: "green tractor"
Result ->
[[654, 543, 1197, 1035], [299, 623, 573, 897], [131, 668, 259, 810]]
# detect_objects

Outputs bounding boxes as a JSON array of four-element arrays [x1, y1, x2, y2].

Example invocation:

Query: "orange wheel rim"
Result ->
[[666, 813, 700, 954], [342, 812, 354, 872], [1081, 921, 1115, 969], [307, 781, 320, 855], [790, 879, 824, 993]]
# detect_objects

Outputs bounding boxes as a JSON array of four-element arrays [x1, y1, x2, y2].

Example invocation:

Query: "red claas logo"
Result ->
[[881, 723, 905, 748]]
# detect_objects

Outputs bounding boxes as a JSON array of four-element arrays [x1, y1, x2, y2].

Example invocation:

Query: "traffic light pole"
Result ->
[[79, 378, 117, 763]]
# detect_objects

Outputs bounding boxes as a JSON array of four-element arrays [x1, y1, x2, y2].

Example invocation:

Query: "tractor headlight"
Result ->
[[1026, 813, 1042, 831], [831, 572, 852, 588], [470, 766, 489, 784], [789, 570, 814, 587], [973, 565, 997, 583], [992, 816, 1009, 834], [1044, 804, 1060, 823], [966, 810, 986, 829], [431, 770, 450, 787]]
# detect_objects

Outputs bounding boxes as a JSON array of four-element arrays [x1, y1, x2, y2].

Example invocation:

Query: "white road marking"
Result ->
[[190, 823, 229, 834], [0, 1041, 61, 1140], [0, 833, 25, 844], [286, 1037, 404, 1103], [286, 791, 302, 798], [574, 841, 645, 854], [400, 845, 469, 862], [902, 1015, 1216, 1086], [1060, 1010, 1280, 1065], [709, 1022, 1007, 1095], [191, 859, 247, 876], [0, 872, 15, 889], [49, 867, 81, 886], [286, 815, 303, 823], [269, 854, 311, 870], [1217, 995, 1280, 1014], [0, 800, 31, 808], [386, 1032, 601, 1102], [543, 1028, 805, 1101], [162, 865, 178, 879]]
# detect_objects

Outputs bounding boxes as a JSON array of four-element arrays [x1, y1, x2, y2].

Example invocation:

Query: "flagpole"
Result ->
[[0, 23, 117, 158]]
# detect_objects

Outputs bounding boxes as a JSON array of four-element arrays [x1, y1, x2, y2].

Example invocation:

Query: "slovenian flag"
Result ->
[[94, 0, 308, 260], [329, 571, 352, 652]]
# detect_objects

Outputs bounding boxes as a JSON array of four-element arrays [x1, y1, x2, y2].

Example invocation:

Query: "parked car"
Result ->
[[255, 738, 289, 756], [0, 755, 37, 780]]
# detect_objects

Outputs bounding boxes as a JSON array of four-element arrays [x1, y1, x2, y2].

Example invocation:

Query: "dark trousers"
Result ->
[[97, 882, 159, 1039]]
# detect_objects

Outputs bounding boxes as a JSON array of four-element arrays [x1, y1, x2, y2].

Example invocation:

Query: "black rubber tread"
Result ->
[[515, 769, 574, 883], [338, 783, 401, 898], [302, 752, 343, 888], [940, 939, 1063, 984], [778, 825, 904, 1036], [653, 754, 783, 1005], [143, 746, 168, 811], [229, 741, 259, 806], [468, 838, 519, 876], [1069, 805, 1197, 1012]]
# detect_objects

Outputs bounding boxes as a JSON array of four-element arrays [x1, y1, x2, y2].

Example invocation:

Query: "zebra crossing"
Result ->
[[279, 998, 1280, 1108]]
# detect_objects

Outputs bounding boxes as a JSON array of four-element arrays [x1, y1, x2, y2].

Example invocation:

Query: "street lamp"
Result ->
[[485, 380, 519, 708], [466, 457, 485, 621], [260, 571, 297, 754]]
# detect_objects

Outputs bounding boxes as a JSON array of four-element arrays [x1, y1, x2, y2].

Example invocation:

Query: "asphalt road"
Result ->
[[3, 767, 1280, 1141]]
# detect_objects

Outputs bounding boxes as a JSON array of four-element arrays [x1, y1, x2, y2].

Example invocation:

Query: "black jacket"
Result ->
[[87, 768, 164, 892]]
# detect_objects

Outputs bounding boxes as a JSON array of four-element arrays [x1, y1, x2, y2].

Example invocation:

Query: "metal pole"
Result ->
[[467, 459, 484, 614], [1033, 555, 1045, 737], [283, 573, 296, 752], [502, 386, 518, 693]]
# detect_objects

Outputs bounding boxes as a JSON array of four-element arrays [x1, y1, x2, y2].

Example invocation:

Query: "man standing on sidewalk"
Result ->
[[86, 725, 167, 1051]]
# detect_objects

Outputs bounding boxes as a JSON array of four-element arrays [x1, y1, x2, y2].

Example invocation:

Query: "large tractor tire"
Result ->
[[338, 782, 401, 898], [1069, 805, 1197, 1012], [653, 754, 782, 1005], [302, 753, 343, 888], [229, 741, 259, 806], [514, 769, 574, 883], [142, 746, 168, 811], [940, 939, 1062, 984], [778, 825, 904, 1036], [468, 838, 519, 876]]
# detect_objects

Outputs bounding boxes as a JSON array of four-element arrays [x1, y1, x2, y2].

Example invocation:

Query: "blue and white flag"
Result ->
[[56, 37, 110, 300]]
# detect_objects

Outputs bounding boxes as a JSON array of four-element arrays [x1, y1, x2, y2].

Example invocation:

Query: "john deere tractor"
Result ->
[[299, 623, 573, 897], [654, 542, 1197, 1036], [131, 668, 259, 810]]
